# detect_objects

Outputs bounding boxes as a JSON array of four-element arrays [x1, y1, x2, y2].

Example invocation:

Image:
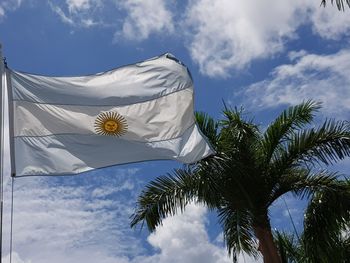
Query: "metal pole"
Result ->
[[0, 42, 4, 263]]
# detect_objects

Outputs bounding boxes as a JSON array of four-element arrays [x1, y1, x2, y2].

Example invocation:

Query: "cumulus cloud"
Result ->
[[4, 1, 350, 78], [1, 171, 258, 263], [43, 0, 350, 77], [310, 5, 350, 39], [183, 0, 311, 77], [142, 203, 232, 263], [242, 49, 350, 117], [1, 169, 144, 263], [116, 0, 174, 41], [134, 203, 261, 263], [183, 0, 350, 77]]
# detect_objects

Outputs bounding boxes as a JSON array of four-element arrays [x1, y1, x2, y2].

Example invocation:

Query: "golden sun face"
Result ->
[[94, 112, 128, 136]]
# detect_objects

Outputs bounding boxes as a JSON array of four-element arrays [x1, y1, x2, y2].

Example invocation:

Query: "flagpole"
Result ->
[[0, 42, 4, 263]]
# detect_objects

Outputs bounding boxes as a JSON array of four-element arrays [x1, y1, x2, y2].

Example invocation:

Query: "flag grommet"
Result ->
[[94, 111, 128, 137]]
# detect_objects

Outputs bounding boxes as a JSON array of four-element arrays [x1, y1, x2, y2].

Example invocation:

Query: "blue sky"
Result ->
[[1, 1, 350, 262]]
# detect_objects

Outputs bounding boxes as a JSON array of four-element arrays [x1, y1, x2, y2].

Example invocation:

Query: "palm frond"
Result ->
[[274, 231, 302, 263], [261, 100, 321, 164], [321, 0, 350, 10], [218, 206, 258, 261], [219, 107, 261, 170], [302, 179, 350, 262], [195, 111, 220, 147], [270, 169, 343, 204], [275, 119, 350, 173], [130, 166, 221, 231], [220, 106, 260, 144]]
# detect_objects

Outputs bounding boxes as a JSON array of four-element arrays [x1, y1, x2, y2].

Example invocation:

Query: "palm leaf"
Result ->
[[130, 165, 221, 231], [274, 119, 350, 174], [321, 0, 350, 10], [269, 169, 342, 204], [218, 206, 258, 261], [218, 108, 271, 209], [195, 111, 220, 147], [302, 179, 350, 262], [220, 106, 260, 146], [274, 231, 302, 263], [219, 106, 261, 174], [261, 100, 321, 165], [130, 169, 196, 231]]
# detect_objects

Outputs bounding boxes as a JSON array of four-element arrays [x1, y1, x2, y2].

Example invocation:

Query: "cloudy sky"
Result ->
[[1, 1, 350, 262]]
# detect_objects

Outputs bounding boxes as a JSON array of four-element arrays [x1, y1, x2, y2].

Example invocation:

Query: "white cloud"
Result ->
[[183, 0, 350, 77], [48, 0, 174, 38], [49, 0, 103, 28], [43, 0, 350, 77], [310, 5, 350, 40], [242, 49, 350, 117], [81, 18, 98, 27], [116, 0, 174, 41], [0, 0, 23, 20], [143, 203, 232, 263], [183, 0, 310, 77], [134, 203, 261, 263], [3, 0, 350, 79], [3, 252, 29, 263], [49, 3, 74, 26], [0, 6, 5, 18], [66, 0, 92, 13], [288, 50, 308, 61], [49, 0, 174, 35], [1, 172, 257, 263], [1, 0, 22, 9], [1, 170, 144, 263]]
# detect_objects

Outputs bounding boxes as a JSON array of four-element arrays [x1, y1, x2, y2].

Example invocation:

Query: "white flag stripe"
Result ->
[[14, 125, 212, 176], [14, 88, 194, 141], [9, 53, 214, 176], [11, 55, 192, 106]]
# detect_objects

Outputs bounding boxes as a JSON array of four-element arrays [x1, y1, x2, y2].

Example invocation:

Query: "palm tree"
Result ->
[[275, 179, 350, 262], [131, 101, 350, 263], [274, 231, 302, 263], [321, 0, 350, 10], [301, 177, 349, 262]]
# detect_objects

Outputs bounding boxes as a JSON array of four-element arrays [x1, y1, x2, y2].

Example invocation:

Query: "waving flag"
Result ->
[[6, 54, 214, 176]]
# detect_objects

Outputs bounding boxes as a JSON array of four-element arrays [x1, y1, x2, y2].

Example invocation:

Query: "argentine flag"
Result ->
[[4, 54, 213, 176]]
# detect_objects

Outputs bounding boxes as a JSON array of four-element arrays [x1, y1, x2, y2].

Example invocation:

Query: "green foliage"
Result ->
[[274, 180, 350, 262], [261, 100, 321, 165], [195, 111, 220, 147], [321, 0, 350, 10], [274, 231, 302, 263], [131, 101, 350, 261], [302, 179, 350, 262]]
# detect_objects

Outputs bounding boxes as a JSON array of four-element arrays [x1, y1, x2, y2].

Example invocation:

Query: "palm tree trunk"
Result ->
[[253, 216, 281, 263]]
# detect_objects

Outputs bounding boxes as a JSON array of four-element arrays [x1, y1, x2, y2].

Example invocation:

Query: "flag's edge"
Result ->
[[8, 52, 183, 78]]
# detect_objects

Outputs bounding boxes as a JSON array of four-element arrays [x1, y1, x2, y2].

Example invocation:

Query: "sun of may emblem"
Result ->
[[94, 112, 128, 136]]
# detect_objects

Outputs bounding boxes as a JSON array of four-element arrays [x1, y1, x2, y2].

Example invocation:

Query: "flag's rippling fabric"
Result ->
[[7, 54, 213, 176]]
